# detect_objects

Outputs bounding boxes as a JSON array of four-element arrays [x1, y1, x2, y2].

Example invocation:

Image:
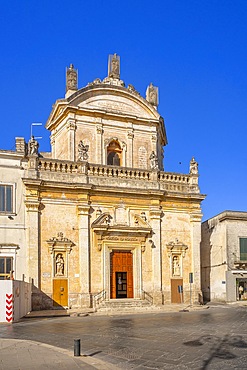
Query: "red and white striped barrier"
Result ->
[[5, 293, 13, 322], [0, 280, 31, 323]]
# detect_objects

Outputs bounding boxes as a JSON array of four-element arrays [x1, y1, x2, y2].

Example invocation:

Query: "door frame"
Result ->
[[102, 242, 142, 300], [110, 251, 134, 299]]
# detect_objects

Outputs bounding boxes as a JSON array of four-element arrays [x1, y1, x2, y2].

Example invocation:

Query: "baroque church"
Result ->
[[0, 54, 205, 310]]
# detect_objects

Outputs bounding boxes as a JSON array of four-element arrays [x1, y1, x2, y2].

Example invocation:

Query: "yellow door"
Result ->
[[53, 279, 68, 307]]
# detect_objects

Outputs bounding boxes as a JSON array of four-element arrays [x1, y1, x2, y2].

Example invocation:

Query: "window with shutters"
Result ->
[[240, 238, 247, 261], [0, 184, 14, 213]]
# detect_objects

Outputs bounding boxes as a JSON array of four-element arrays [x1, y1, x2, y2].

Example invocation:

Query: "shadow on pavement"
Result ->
[[184, 334, 247, 369]]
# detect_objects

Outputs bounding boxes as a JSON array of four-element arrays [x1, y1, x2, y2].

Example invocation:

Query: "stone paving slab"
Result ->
[[0, 339, 119, 370], [1, 303, 247, 369]]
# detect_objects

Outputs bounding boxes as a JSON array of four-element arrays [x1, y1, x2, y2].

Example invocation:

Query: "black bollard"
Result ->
[[74, 339, 81, 356]]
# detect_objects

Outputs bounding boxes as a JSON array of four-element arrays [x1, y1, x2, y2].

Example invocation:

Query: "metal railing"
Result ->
[[141, 290, 153, 305]]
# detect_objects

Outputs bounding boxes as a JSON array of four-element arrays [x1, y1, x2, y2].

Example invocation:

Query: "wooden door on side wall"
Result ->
[[171, 279, 183, 303], [110, 250, 133, 299], [53, 279, 68, 307]]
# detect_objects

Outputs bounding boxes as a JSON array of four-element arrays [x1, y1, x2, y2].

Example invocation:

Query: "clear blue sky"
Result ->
[[0, 0, 247, 221]]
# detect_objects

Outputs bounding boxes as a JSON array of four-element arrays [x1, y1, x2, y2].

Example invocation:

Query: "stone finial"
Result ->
[[66, 64, 78, 93], [108, 53, 120, 79], [189, 157, 198, 175], [146, 83, 158, 107]]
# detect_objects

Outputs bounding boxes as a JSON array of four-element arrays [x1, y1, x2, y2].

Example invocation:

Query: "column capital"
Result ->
[[77, 204, 91, 216], [25, 200, 42, 212], [149, 206, 162, 220], [66, 119, 76, 131], [96, 125, 103, 134]]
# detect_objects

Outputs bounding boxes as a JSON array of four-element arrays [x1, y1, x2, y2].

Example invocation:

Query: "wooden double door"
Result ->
[[110, 250, 133, 299]]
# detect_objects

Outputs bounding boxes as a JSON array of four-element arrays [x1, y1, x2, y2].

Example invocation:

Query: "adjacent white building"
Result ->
[[0, 138, 27, 282], [201, 211, 247, 302]]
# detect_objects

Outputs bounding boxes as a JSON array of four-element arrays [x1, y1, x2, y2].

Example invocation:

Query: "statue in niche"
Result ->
[[108, 53, 120, 79], [172, 256, 181, 276], [146, 83, 158, 106], [28, 136, 39, 156], [190, 157, 198, 175], [55, 253, 64, 276], [78, 140, 89, 161], [149, 151, 158, 170], [66, 64, 77, 91]]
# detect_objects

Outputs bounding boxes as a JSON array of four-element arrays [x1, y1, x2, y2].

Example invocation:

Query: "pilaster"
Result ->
[[190, 212, 203, 303], [25, 199, 41, 288], [96, 123, 103, 164], [149, 205, 162, 304], [127, 128, 134, 168], [77, 203, 91, 306], [67, 119, 76, 161]]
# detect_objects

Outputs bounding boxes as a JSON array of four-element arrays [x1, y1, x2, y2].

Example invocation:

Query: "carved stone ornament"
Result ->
[[25, 200, 41, 212], [55, 253, 65, 276], [146, 83, 158, 107], [28, 136, 39, 156], [91, 213, 112, 228], [127, 84, 140, 96], [47, 232, 74, 254], [172, 255, 181, 276], [96, 125, 103, 134], [149, 151, 158, 170], [167, 239, 188, 258], [66, 64, 78, 92], [190, 157, 198, 175], [78, 140, 89, 161], [108, 53, 120, 79], [133, 213, 150, 228]]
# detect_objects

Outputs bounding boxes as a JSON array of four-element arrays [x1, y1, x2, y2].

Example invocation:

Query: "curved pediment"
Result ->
[[67, 84, 160, 120]]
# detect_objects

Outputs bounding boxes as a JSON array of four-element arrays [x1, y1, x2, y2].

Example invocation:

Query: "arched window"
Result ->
[[107, 140, 122, 166]]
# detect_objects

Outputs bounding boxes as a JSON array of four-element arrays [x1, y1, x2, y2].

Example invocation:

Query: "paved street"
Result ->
[[0, 304, 247, 369]]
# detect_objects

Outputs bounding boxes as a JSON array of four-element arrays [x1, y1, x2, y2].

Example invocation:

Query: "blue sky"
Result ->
[[0, 0, 247, 221]]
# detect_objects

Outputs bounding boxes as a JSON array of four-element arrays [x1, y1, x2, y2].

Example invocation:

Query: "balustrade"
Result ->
[[36, 158, 196, 193]]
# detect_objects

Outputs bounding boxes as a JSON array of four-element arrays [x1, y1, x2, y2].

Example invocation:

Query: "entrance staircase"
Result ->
[[95, 298, 156, 313]]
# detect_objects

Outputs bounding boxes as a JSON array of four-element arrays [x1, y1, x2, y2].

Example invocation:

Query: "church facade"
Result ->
[[0, 55, 205, 310]]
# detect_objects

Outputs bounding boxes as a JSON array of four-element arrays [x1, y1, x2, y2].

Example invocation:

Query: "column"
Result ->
[[77, 203, 91, 306], [149, 204, 163, 304]]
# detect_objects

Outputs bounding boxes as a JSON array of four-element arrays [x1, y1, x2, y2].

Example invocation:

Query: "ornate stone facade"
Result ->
[[0, 55, 205, 310]]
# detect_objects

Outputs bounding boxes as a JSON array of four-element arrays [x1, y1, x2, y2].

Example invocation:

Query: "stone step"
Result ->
[[96, 299, 153, 312]]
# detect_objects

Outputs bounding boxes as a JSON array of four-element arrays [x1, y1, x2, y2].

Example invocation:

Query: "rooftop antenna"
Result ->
[[30, 122, 42, 139]]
